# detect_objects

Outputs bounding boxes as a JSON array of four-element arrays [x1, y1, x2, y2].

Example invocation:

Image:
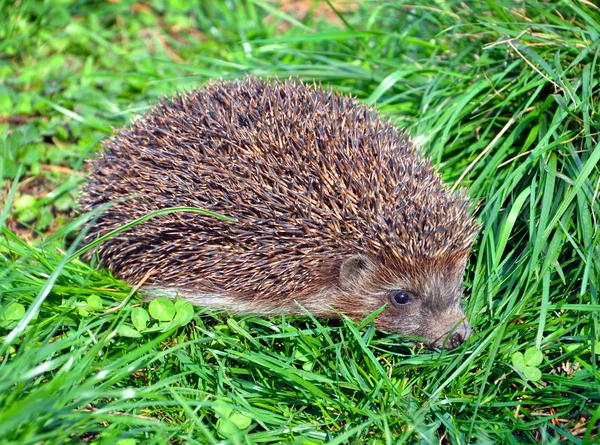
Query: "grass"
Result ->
[[1, 0, 599, 443]]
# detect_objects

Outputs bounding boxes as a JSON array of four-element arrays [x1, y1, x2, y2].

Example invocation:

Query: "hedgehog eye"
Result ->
[[391, 292, 411, 306]]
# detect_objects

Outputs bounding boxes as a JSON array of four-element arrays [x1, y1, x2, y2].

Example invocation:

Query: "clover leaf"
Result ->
[[512, 347, 543, 382]]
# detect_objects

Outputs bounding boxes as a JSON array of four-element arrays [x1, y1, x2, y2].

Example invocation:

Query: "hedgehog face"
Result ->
[[338, 254, 472, 349]]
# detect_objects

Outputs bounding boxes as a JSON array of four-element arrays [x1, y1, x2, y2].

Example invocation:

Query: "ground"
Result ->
[[0, 1, 599, 443]]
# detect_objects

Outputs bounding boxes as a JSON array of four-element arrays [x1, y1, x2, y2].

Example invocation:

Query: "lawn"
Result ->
[[1, 0, 599, 443]]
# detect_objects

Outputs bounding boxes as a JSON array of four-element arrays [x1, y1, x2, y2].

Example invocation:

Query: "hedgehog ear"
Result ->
[[338, 254, 378, 292]]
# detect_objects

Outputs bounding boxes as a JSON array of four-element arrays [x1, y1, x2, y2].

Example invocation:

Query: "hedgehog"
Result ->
[[80, 76, 479, 349]]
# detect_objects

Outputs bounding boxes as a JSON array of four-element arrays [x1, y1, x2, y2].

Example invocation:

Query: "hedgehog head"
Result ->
[[336, 248, 473, 349], [330, 182, 478, 348]]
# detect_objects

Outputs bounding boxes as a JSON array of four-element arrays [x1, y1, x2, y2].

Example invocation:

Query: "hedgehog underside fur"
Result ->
[[80, 77, 479, 348]]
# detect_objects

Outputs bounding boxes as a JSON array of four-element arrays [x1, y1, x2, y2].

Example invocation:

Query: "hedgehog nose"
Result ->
[[449, 321, 473, 349]]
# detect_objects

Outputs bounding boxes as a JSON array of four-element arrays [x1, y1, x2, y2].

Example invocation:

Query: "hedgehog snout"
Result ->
[[446, 320, 473, 349], [429, 314, 473, 349]]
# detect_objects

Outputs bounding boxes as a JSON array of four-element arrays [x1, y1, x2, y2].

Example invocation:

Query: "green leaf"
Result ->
[[294, 349, 314, 370], [294, 350, 309, 362], [116, 325, 142, 338], [13, 194, 36, 212], [148, 297, 175, 321], [511, 351, 525, 371], [0, 320, 17, 329], [216, 418, 238, 437], [213, 402, 233, 419], [86, 295, 103, 310], [173, 300, 194, 326], [229, 411, 252, 429], [131, 307, 150, 331], [0, 89, 13, 110], [3, 302, 25, 321], [213, 400, 252, 437], [76, 306, 89, 318], [524, 347, 543, 367], [523, 366, 542, 382], [54, 193, 74, 212]]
